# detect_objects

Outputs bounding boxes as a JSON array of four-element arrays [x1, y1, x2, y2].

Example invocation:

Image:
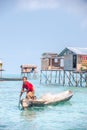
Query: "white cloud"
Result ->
[[17, 0, 87, 28], [18, 0, 60, 10], [17, 0, 87, 13]]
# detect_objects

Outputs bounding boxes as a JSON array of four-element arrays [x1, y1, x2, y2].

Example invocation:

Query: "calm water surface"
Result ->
[[0, 78, 87, 130]]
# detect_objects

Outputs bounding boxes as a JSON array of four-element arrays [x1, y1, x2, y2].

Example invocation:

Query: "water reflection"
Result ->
[[20, 107, 46, 121], [20, 109, 36, 121], [20, 100, 72, 122]]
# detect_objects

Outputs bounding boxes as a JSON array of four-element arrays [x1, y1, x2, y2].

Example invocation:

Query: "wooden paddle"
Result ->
[[18, 97, 20, 109], [18, 94, 22, 109], [18, 91, 24, 109]]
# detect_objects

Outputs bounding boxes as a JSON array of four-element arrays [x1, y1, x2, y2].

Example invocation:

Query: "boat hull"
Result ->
[[21, 90, 73, 109]]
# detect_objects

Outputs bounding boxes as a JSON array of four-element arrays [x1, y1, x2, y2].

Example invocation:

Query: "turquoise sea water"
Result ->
[[0, 76, 87, 130]]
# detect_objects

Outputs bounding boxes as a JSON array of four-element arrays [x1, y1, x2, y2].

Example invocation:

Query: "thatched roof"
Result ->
[[21, 64, 37, 69]]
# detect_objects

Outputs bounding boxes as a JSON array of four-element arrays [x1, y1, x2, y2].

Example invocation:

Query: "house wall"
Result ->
[[41, 58, 61, 70], [64, 54, 87, 71], [41, 58, 49, 70], [77, 55, 82, 70], [64, 54, 73, 70], [21, 65, 37, 73], [77, 55, 87, 70], [52, 59, 60, 67], [0, 63, 2, 70], [22, 68, 32, 73], [59, 48, 87, 71]]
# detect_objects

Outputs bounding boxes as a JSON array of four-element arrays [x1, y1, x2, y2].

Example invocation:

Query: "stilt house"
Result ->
[[59, 47, 87, 71], [20, 64, 37, 76], [0, 59, 4, 77], [41, 53, 63, 70]]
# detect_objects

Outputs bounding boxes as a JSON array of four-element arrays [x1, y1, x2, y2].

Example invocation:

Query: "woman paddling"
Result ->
[[20, 76, 35, 100]]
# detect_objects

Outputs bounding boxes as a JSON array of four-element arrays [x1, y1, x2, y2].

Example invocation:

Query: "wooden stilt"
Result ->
[[68, 71, 70, 86], [63, 71, 65, 86], [80, 72, 82, 87], [50, 71, 52, 84], [59, 70, 61, 85], [39, 70, 87, 87], [55, 71, 57, 83], [45, 71, 47, 84], [65, 71, 73, 87], [85, 73, 87, 87], [76, 73, 78, 87]]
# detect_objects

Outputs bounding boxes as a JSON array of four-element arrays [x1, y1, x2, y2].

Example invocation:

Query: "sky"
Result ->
[[0, 0, 87, 74]]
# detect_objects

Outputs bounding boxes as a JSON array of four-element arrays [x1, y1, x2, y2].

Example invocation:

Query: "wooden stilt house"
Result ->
[[41, 52, 63, 70], [20, 64, 37, 77], [0, 59, 4, 78], [59, 47, 87, 71]]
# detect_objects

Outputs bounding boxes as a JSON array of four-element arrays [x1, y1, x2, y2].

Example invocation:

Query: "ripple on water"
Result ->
[[0, 80, 87, 130]]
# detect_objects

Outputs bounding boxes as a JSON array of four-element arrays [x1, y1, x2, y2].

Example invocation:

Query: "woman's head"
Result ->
[[22, 76, 27, 83]]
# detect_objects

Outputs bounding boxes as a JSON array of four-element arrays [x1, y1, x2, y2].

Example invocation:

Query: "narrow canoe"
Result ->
[[21, 90, 73, 109]]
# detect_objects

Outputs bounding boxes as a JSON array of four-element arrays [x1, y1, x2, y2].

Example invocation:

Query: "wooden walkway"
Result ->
[[0, 77, 22, 81]]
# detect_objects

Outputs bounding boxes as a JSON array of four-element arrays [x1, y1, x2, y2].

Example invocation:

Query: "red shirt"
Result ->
[[22, 81, 34, 92]]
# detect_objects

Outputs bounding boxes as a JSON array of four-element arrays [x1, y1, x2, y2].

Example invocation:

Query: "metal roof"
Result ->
[[21, 64, 37, 68], [42, 52, 59, 58], [67, 47, 87, 55], [59, 47, 87, 56]]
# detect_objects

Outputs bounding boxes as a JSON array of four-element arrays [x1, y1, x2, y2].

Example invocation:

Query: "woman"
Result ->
[[20, 76, 35, 99]]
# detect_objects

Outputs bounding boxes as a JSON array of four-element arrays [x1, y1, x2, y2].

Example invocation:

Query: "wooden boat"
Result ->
[[20, 90, 73, 109]]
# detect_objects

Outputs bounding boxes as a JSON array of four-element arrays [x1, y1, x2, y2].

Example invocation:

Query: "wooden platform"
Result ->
[[0, 77, 22, 81], [40, 70, 87, 87]]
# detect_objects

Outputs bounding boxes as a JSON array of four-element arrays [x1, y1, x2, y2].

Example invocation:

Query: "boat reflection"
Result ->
[[20, 107, 45, 121]]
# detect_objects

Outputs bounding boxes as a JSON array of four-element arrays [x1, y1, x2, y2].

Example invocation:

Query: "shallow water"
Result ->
[[0, 78, 87, 130]]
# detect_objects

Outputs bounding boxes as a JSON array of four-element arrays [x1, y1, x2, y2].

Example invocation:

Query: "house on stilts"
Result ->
[[0, 59, 4, 78], [20, 64, 37, 78], [40, 47, 87, 87], [40, 52, 64, 84]]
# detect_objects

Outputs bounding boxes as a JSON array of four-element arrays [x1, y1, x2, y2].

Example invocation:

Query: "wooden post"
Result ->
[[45, 71, 47, 84], [65, 71, 73, 87], [70, 71, 72, 86], [85, 72, 87, 87], [49, 71, 51, 84], [60, 70, 62, 85], [55, 71, 57, 83], [71, 72, 75, 87], [68, 71, 70, 86], [80, 72, 82, 87], [76, 73, 78, 87], [50, 70, 52, 84], [59, 70, 61, 85], [63, 70, 65, 86], [40, 69, 87, 87]]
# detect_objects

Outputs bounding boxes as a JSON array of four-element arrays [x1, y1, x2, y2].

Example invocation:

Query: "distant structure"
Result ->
[[20, 64, 37, 78], [40, 52, 64, 84], [0, 59, 22, 81], [41, 52, 63, 70], [0, 59, 4, 78], [59, 47, 87, 71], [40, 48, 87, 87]]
